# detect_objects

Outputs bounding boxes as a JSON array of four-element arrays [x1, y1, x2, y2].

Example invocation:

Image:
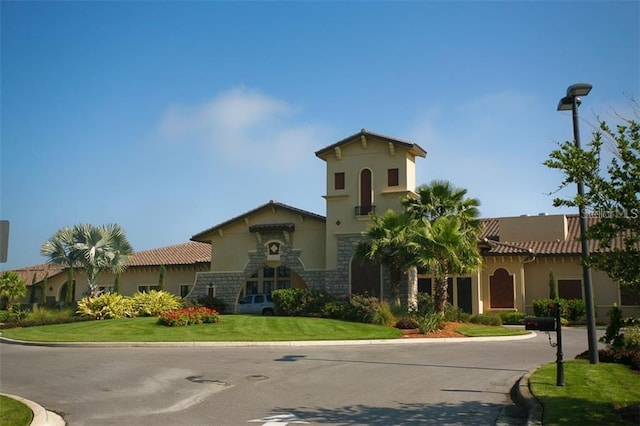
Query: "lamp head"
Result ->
[[566, 83, 592, 97], [557, 96, 582, 111]]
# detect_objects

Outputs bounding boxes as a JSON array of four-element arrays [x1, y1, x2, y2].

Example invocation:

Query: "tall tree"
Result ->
[[403, 180, 482, 232], [545, 112, 640, 292], [0, 271, 27, 309], [411, 216, 482, 315], [355, 210, 419, 306], [403, 180, 483, 315], [40, 227, 76, 305], [158, 265, 166, 291], [70, 223, 134, 297], [41, 223, 134, 297]]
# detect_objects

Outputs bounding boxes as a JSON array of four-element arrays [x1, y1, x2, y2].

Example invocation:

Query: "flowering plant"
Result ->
[[157, 307, 220, 327]]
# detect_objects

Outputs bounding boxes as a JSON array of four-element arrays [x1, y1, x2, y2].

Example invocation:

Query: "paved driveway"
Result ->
[[0, 327, 597, 425]]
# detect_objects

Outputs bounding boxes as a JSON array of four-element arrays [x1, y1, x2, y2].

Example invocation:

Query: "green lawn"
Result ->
[[455, 324, 530, 337], [0, 395, 33, 426], [0, 315, 404, 342], [529, 360, 640, 425], [0, 315, 530, 342]]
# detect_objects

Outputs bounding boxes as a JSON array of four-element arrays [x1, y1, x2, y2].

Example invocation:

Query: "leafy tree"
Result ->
[[40, 226, 76, 305], [545, 111, 640, 293], [355, 210, 419, 306], [403, 180, 483, 315], [0, 271, 27, 309], [41, 223, 134, 297]]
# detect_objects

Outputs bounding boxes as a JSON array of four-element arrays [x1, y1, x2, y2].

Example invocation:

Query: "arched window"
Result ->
[[490, 268, 514, 308], [358, 168, 373, 215]]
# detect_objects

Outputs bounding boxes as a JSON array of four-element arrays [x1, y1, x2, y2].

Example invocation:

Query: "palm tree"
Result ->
[[411, 216, 482, 315], [71, 223, 133, 296], [40, 226, 76, 305], [403, 180, 483, 315], [355, 210, 419, 306], [404, 180, 481, 232]]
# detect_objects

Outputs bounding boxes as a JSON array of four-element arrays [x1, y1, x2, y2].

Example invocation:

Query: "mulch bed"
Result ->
[[400, 321, 466, 338]]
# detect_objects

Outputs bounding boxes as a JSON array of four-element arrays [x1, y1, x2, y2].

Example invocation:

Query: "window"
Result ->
[[98, 286, 114, 294], [387, 168, 399, 186], [242, 266, 293, 296], [180, 285, 192, 298], [335, 172, 345, 190], [418, 278, 432, 294], [558, 279, 582, 300], [621, 286, 639, 306], [138, 285, 160, 293]]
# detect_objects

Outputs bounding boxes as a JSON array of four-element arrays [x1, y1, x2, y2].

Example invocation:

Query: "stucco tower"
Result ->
[[314, 129, 427, 299]]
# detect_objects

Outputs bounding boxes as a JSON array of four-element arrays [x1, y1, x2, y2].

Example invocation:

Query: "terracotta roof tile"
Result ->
[[8, 241, 211, 286]]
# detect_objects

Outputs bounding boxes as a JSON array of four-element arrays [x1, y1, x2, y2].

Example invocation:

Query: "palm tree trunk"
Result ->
[[390, 267, 402, 306], [434, 274, 449, 316]]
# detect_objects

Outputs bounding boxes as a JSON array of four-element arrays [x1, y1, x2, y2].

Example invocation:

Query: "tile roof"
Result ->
[[479, 215, 637, 256], [8, 241, 211, 286], [191, 200, 325, 242], [315, 129, 427, 159]]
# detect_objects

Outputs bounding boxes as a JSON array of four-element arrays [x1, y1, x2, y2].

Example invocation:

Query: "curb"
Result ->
[[0, 393, 65, 426], [514, 367, 543, 426], [0, 331, 536, 347]]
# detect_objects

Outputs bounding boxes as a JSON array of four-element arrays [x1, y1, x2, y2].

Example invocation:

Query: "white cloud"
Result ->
[[156, 86, 327, 165]]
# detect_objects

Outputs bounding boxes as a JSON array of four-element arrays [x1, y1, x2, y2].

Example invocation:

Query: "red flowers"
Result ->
[[157, 307, 220, 327]]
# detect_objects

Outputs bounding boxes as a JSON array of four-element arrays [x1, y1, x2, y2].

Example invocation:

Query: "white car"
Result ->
[[236, 294, 275, 315]]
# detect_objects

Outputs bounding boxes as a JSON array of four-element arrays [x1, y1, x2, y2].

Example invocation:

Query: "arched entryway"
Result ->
[[239, 265, 306, 298], [350, 257, 381, 297]]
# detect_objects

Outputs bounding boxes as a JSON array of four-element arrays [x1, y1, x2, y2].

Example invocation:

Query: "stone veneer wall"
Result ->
[[186, 230, 326, 312]]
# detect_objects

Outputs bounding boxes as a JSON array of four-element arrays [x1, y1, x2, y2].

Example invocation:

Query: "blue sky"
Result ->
[[1, 1, 638, 271]]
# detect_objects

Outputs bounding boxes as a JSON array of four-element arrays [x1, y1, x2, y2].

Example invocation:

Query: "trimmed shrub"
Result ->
[[576, 348, 640, 371], [340, 294, 379, 323], [77, 293, 135, 319], [130, 290, 183, 317], [566, 299, 586, 322], [444, 303, 469, 322], [533, 298, 567, 318], [271, 288, 333, 316], [157, 307, 220, 327], [197, 296, 228, 313], [469, 314, 503, 326], [372, 302, 396, 326], [395, 316, 419, 329], [418, 313, 444, 334], [498, 311, 526, 325]]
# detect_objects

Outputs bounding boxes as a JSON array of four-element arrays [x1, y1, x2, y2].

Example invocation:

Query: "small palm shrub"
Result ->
[[414, 293, 436, 316], [372, 302, 396, 326], [77, 293, 135, 319], [130, 290, 183, 317], [157, 307, 220, 327], [418, 313, 444, 334], [395, 316, 419, 329]]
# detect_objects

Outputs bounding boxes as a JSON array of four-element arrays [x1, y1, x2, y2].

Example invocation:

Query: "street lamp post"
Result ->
[[557, 83, 599, 364]]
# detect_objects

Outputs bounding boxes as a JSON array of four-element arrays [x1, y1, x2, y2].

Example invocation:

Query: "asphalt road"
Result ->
[[0, 327, 598, 426]]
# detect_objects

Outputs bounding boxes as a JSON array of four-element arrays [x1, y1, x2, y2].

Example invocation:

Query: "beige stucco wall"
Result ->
[[499, 214, 568, 242], [202, 207, 326, 273], [322, 137, 420, 269]]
